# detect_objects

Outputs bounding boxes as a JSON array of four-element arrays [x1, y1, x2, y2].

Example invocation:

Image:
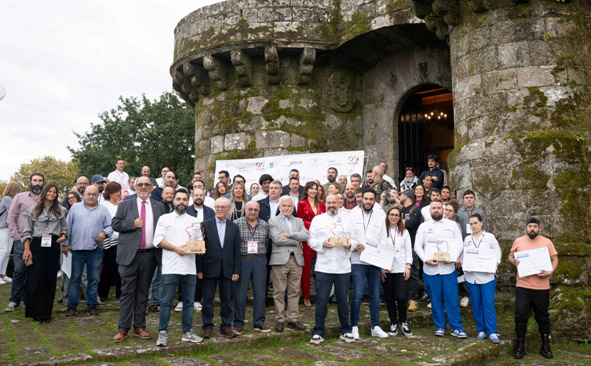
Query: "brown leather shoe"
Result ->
[[275, 321, 285, 332], [203, 328, 212, 339], [287, 320, 306, 331], [232, 326, 242, 335], [113, 329, 128, 343], [220, 328, 236, 338], [254, 325, 271, 333], [134, 328, 152, 340]]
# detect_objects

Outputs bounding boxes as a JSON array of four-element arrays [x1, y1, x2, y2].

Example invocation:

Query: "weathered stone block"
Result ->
[[516, 66, 554, 87], [482, 69, 517, 91], [290, 134, 307, 147], [224, 133, 248, 150], [256, 131, 290, 148], [210, 135, 224, 153], [247, 96, 268, 114]]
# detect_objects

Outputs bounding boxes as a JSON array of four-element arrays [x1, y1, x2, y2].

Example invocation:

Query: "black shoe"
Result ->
[[65, 307, 77, 318], [513, 336, 525, 359], [88, 306, 99, 316], [539, 334, 553, 359]]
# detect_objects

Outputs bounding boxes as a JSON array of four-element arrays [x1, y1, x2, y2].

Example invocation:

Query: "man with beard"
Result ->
[[343, 184, 357, 211], [112, 177, 166, 342], [308, 194, 357, 345], [364, 170, 374, 188], [61, 176, 89, 206], [349, 188, 389, 339], [4, 173, 44, 312], [322, 167, 338, 195], [419, 155, 444, 190], [151, 171, 177, 202], [154, 189, 203, 346], [421, 188, 442, 222], [508, 218, 558, 360], [161, 187, 174, 213], [91, 175, 106, 204], [414, 200, 466, 338], [192, 180, 215, 210], [399, 190, 422, 311]]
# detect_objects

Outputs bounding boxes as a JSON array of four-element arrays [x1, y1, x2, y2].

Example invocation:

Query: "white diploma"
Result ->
[[515, 247, 553, 277], [61, 253, 72, 279], [462, 247, 497, 273], [360, 240, 395, 270]]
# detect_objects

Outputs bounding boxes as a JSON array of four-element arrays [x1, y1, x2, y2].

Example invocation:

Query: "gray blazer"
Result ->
[[268, 215, 309, 266], [111, 198, 166, 266]]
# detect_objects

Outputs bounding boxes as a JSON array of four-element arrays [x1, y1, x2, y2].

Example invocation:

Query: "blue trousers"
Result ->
[[159, 274, 196, 333], [423, 271, 463, 330], [233, 255, 267, 328], [9, 240, 26, 305], [68, 248, 103, 309], [466, 278, 497, 334], [313, 272, 352, 337], [351, 264, 381, 327]]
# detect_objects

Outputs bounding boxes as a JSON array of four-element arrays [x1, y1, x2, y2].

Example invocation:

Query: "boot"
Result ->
[[539, 333, 553, 359], [513, 335, 525, 359]]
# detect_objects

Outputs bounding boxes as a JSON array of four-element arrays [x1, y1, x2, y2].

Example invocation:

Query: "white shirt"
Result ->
[[383, 173, 396, 189], [108, 170, 130, 191], [388, 228, 412, 273], [308, 212, 358, 274], [194, 208, 204, 223], [414, 218, 463, 276], [421, 205, 432, 222], [251, 192, 268, 201], [101, 201, 119, 241], [269, 198, 280, 219], [156, 177, 164, 188], [136, 197, 155, 249], [289, 192, 300, 207], [349, 208, 388, 265], [461, 231, 501, 284], [153, 212, 203, 275], [204, 196, 215, 210]]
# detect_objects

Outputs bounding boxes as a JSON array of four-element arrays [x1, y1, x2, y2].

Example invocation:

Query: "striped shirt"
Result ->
[[235, 216, 269, 256]]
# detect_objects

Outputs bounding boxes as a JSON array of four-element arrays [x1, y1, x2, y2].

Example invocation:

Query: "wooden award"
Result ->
[[186, 240, 206, 254], [331, 237, 348, 247], [434, 240, 450, 261], [433, 251, 450, 261]]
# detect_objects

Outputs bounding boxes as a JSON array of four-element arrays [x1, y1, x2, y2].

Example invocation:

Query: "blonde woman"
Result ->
[[0, 183, 21, 284], [227, 183, 249, 221]]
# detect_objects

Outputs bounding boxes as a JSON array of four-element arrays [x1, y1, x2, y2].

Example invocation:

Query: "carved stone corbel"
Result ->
[[264, 46, 280, 85], [231, 50, 253, 87], [298, 48, 316, 85], [203, 55, 229, 91]]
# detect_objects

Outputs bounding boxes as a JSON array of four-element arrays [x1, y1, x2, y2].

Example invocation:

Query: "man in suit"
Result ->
[[258, 181, 283, 222], [197, 197, 241, 339], [281, 169, 304, 196], [111, 176, 166, 343], [269, 196, 309, 332]]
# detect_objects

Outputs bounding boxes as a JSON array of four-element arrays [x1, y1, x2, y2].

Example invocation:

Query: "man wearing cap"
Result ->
[[108, 159, 130, 191], [400, 189, 422, 311], [400, 168, 419, 191], [91, 175, 106, 205], [508, 218, 558, 360]]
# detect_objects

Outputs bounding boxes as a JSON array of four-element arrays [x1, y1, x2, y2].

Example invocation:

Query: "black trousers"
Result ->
[[383, 272, 408, 324], [515, 287, 550, 337], [202, 273, 233, 331], [25, 236, 61, 320], [98, 245, 121, 300]]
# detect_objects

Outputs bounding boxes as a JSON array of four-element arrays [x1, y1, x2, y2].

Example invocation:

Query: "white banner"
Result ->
[[214, 150, 365, 189]]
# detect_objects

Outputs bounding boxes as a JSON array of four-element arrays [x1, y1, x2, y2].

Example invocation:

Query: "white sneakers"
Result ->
[[194, 301, 202, 312], [351, 326, 360, 339], [371, 326, 388, 338], [174, 302, 183, 312]]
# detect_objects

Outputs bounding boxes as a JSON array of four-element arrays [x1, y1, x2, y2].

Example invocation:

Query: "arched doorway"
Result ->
[[397, 85, 454, 181]]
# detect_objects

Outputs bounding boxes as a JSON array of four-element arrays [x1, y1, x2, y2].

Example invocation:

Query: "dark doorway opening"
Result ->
[[398, 85, 454, 181]]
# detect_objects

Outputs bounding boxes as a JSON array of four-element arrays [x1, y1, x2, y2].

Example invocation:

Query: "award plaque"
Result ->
[[186, 240, 206, 254], [434, 240, 450, 261], [330, 237, 348, 247]]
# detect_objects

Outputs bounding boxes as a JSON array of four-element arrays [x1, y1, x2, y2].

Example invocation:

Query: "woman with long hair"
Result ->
[[0, 183, 21, 284], [413, 184, 429, 209], [21, 184, 67, 323], [64, 191, 82, 212], [98, 182, 122, 303], [213, 181, 228, 200], [297, 181, 326, 307], [227, 182, 249, 221], [249, 183, 260, 197], [314, 180, 326, 202], [382, 206, 413, 336]]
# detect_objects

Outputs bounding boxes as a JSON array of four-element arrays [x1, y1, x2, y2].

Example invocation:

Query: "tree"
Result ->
[[10, 156, 79, 196], [68, 91, 195, 184]]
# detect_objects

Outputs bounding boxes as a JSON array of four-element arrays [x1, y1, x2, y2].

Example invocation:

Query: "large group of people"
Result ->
[[0, 156, 559, 360]]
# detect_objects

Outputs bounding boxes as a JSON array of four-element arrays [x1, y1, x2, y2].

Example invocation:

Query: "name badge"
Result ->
[[466, 224, 472, 234], [247, 241, 258, 254], [41, 235, 52, 247]]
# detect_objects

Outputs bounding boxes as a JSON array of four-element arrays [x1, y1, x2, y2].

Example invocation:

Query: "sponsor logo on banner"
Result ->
[[289, 161, 302, 166], [270, 162, 274, 169], [255, 162, 265, 170], [348, 155, 360, 164]]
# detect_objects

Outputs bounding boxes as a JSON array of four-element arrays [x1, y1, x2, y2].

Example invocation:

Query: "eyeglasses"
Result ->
[[246, 208, 259, 211], [68, 197, 77, 201], [388, 214, 400, 217], [215, 206, 228, 210], [136, 183, 151, 187]]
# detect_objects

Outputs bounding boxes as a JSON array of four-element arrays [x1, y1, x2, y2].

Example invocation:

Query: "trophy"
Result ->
[[185, 222, 206, 254], [329, 219, 348, 247], [434, 240, 450, 261]]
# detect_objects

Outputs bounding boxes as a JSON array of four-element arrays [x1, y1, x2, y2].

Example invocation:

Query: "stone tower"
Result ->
[[171, 0, 590, 245]]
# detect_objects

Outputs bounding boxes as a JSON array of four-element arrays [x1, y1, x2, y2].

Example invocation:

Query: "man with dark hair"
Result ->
[[350, 173, 362, 190], [399, 190, 422, 311], [61, 176, 89, 206], [286, 177, 303, 206], [400, 167, 419, 191], [252, 174, 274, 201], [508, 218, 558, 360], [91, 174, 106, 205], [4, 172, 44, 312], [141, 166, 158, 187], [192, 172, 202, 184], [421, 188, 442, 222], [212, 170, 230, 195], [282, 169, 303, 196], [418, 154, 444, 190], [108, 158, 130, 191], [343, 184, 357, 211], [323, 167, 338, 194], [193, 180, 215, 210], [456, 190, 488, 239], [364, 170, 374, 188], [151, 171, 178, 202]]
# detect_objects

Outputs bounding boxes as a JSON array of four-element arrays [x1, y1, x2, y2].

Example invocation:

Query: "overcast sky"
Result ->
[[0, 0, 221, 181]]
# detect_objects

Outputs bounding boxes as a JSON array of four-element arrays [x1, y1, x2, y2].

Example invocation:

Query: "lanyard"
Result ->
[[471, 232, 483, 248], [247, 222, 258, 241], [389, 228, 396, 247], [362, 212, 373, 234]]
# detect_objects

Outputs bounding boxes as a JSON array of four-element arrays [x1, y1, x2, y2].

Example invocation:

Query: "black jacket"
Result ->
[[197, 217, 241, 279]]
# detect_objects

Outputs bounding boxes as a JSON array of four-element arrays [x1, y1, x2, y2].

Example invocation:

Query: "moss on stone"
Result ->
[[509, 165, 549, 191]]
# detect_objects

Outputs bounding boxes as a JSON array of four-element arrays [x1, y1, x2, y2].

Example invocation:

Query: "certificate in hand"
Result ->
[[516, 247, 553, 277], [360, 241, 395, 270], [424, 239, 458, 262], [462, 248, 497, 273]]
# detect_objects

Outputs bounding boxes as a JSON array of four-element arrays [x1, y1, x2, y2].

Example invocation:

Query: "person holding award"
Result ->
[[461, 213, 501, 343], [414, 200, 466, 338], [153, 189, 203, 346]]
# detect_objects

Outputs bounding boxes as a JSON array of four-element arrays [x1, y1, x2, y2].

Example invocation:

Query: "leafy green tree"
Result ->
[[10, 156, 79, 196], [68, 91, 195, 184]]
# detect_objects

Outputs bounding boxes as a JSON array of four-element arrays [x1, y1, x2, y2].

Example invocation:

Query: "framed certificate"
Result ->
[[516, 247, 552, 277], [462, 248, 497, 273], [360, 241, 395, 270]]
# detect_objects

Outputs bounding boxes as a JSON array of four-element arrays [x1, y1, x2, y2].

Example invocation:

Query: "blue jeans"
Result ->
[[233, 255, 267, 328], [159, 274, 196, 333], [148, 265, 162, 306], [67, 248, 103, 309], [423, 271, 463, 331], [313, 272, 351, 337], [9, 240, 27, 305], [466, 278, 497, 334], [351, 264, 381, 327]]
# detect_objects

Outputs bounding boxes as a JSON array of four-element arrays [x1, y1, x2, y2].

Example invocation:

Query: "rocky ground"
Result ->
[[0, 279, 588, 365]]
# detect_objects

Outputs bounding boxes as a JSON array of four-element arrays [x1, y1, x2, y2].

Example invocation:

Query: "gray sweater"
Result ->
[[0, 196, 12, 229]]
